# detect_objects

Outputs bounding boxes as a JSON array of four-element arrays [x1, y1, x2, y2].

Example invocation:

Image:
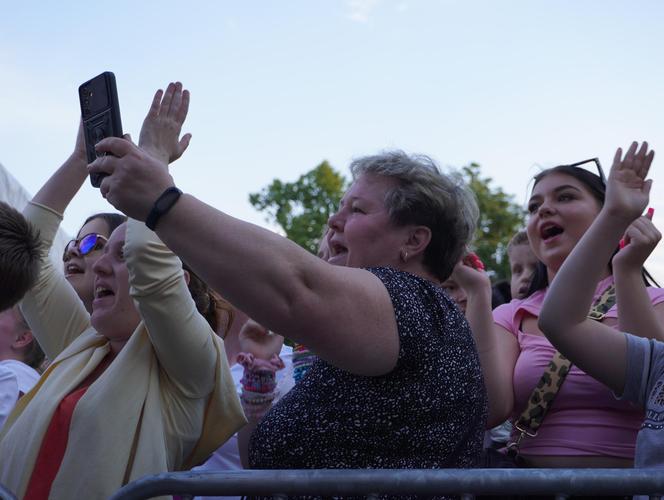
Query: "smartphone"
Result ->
[[78, 72, 123, 187]]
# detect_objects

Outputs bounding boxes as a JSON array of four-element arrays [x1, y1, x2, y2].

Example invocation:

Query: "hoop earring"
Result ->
[[400, 250, 408, 263]]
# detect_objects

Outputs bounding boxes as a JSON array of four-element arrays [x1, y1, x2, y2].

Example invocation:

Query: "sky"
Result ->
[[2, 0, 664, 279]]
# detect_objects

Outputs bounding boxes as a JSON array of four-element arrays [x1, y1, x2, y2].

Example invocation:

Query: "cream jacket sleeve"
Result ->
[[20, 202, 91, 360], [125, 218, 217, 398]]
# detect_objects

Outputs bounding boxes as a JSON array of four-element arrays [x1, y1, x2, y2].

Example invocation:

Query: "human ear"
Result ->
[[403, 226, 432, 259], [12, 330, 34, 350]]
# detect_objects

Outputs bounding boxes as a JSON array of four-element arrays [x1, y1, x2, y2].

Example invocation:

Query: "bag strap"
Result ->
[[507, 284, 616, 454]]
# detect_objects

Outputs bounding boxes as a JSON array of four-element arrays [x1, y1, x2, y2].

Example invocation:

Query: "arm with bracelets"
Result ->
[[235, 319, 285, 466]]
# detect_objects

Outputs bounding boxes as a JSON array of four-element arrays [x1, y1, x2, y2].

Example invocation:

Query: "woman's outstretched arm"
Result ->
[[90, 85, 399, 377]]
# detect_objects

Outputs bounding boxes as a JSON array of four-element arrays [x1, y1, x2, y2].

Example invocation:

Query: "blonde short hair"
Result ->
[[350, 151, 478, 281]]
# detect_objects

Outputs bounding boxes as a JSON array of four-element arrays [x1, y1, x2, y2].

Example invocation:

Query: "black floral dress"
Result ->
[[250, 267, 487, 490]]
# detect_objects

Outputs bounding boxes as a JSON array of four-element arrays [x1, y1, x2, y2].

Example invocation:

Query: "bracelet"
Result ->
[[241, 386, 277, 420], [293, 343, 316, 383], [241, 368, 277, 394], [241, 389, 277, 405], [145, 186, 182, 231]]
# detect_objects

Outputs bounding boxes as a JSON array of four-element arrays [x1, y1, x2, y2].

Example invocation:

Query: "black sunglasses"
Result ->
[[563, 157, 606, 185]]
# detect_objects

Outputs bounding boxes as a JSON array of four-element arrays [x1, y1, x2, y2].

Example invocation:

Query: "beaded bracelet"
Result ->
[[241, 369, 277, 394], [238, 351, 284, 420], [292, 343, 317, 384]]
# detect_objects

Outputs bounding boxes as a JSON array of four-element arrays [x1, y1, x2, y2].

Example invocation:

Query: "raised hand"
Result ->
[[88, 137, 174, 220], [614, 209, 661, 272], [605, 142, 655, 221], [449, 255, 491, 296], [138, 82, 192, 165], [238, 319, 285, 362]]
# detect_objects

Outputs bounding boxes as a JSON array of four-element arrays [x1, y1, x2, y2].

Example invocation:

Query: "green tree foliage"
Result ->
[[249, 161, 348, 254], [250, 159, 524, 281], [461, 163, 526, 281]]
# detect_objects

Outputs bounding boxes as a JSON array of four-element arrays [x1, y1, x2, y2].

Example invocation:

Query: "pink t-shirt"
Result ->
[[493, 276, 664, 458]]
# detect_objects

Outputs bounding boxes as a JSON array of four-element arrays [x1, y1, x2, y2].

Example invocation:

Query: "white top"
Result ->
[[192, 345, 294, 500], [0, 360, 40, 430]]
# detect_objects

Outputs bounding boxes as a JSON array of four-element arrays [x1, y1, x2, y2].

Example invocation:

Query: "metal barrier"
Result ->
[[0, 483, 16, 500], [109, 468, 664, 500]]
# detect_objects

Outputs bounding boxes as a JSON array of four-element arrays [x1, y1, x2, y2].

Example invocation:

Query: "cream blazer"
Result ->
[[0, 203, 246, 499]]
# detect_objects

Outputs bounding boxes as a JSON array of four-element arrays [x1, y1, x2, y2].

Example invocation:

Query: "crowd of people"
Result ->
[[0, 81, 662, 500]]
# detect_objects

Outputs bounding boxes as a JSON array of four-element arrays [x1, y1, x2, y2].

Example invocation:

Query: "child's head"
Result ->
[[0, 306, 45, 369], [0, 202, 41, 311], [507, 230, 538, 300], [441, 277, 468, 313]]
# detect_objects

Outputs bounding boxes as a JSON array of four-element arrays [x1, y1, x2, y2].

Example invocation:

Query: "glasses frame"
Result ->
[[62, 233, 108, 262], [563, 157, 606, 185]]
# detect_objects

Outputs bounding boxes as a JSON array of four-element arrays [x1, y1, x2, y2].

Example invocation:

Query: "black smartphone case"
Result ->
[[78, 72, 123, 187]]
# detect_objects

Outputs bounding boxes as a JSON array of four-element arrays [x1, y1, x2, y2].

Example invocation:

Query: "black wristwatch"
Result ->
[[145, 186, 183, 230]]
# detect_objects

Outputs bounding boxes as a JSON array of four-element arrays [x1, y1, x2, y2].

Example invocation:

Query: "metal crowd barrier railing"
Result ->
[[0, 483, 16, 500], [109, 468, 664, 500]]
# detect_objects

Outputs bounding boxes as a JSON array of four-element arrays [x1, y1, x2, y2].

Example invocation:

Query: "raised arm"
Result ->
[[539, 142, 658, 395], [89, 101, 398, 376], [31, 121, 88, 213], [95, 171, 396, 375], [450, 261, 518, 426], [138, 81, 192, 165], [20, 125, 92, 359], [124, 218, 222, 396], [612, 211, 664, 340]]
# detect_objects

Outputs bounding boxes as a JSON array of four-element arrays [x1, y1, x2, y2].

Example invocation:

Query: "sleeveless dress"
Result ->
[[250, 267, 488, 477]]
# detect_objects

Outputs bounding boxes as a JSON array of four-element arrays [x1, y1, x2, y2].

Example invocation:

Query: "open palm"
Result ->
[[606, 141, 655, 220], [138, 82, 192, 165]]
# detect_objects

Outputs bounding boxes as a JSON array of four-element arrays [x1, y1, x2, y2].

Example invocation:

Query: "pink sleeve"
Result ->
[[493, 301, 518, 337], [647, 287, 664, 306], [604, 286, 664, 318]]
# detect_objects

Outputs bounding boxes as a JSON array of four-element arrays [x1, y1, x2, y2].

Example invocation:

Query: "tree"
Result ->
[[249, 161, 348, 254], [461, 163, 526, 281]]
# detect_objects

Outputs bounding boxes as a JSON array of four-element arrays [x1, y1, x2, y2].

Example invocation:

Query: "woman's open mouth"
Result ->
[[540, 222, 564, 243]]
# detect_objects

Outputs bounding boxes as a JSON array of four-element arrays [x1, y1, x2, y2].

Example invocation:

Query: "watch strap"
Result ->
[[145, 186, 182, 231]]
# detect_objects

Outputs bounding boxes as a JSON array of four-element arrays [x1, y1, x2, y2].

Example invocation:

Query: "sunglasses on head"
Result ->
[[62, 233, 108, 262], [563, 157, 606, 185]]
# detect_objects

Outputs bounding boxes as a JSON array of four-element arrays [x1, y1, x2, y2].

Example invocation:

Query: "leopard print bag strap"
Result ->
[[507, 284, 616, 457]]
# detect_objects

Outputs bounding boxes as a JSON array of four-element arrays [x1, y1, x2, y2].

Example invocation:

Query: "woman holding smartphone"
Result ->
[[0, 83, 244, 499]]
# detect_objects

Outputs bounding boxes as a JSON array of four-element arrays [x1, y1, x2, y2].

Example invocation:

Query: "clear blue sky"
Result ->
[[2, 1, 664, 277]]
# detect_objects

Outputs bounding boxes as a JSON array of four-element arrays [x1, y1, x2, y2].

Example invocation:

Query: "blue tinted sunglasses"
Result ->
[[63, 233, 108, 261]]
